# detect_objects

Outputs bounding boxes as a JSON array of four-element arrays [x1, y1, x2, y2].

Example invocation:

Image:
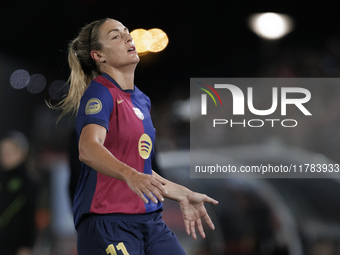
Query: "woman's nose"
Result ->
[[125, 33, 133, 43]]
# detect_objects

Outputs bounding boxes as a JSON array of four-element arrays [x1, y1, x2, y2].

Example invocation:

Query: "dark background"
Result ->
[[1, 2, 340, 254], [1, 0, 340, 157]]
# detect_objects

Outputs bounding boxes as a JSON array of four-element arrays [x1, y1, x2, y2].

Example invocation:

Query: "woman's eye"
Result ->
[[113, 35, 119, 39]]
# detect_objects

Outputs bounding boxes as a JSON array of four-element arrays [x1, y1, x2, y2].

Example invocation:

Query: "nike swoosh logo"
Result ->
[[117, 100, 124, 104]]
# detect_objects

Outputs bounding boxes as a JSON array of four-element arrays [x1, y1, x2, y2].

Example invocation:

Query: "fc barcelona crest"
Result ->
[[133, 107, 144, 120]]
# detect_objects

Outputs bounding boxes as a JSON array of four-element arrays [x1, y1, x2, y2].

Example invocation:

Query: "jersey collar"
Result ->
[[101, 73, 135, 94]]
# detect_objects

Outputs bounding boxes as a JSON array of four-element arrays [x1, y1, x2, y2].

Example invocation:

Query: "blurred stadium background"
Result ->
[[1, 1, 340, 254]]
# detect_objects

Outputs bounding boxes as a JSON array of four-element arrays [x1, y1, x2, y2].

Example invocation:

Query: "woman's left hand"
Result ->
[[178, 192, 218, 240]]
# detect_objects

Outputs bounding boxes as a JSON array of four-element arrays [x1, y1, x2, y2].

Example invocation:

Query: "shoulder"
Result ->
[[83, 80, 111, 98], [134, 85, 151, 101], [78, 80, 114, 118], [134, 85, 151, 107], [81, 81, 113, 105]]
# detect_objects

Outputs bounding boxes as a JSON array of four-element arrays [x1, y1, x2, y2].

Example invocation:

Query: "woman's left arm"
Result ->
[[152, 170, 219, 240]]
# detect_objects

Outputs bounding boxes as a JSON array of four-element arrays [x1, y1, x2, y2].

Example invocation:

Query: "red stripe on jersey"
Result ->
[[89, 76, 146, 214]]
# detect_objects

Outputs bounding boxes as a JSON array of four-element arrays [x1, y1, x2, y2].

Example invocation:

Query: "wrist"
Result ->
[[118, 163, 138, 182], [176, 186, 194, 203]]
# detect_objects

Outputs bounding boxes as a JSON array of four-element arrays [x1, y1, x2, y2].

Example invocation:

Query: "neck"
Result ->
[[101, 64, 136, 90]]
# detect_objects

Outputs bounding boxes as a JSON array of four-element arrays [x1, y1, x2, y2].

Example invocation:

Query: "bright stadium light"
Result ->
[[249, 12, 293, 40], [131, 28, 169, 55], [148, 28, 169, 53], [130, 29, 153, 55]]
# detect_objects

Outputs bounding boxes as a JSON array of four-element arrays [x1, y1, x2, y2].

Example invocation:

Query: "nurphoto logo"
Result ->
[[198, 82, 312, 128]]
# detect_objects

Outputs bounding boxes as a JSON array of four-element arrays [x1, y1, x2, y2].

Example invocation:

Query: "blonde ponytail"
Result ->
[[49, 18, 110, 122]]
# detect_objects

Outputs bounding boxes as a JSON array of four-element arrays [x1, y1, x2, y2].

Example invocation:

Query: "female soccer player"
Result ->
[[55, 18, 218, 255]]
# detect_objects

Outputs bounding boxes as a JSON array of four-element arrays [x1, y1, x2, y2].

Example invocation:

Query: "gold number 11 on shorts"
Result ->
[[106, 242, 130, 255]]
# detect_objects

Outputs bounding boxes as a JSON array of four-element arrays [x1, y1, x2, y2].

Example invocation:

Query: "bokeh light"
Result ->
[[148, 29, 169, 53], [27, 74, 46, 94], [131, 28, 169, 55], [130, 29, 153, 55], [10, 69, 30, 89], [48, 80, 67, 100], [249, 12, 293, 40]]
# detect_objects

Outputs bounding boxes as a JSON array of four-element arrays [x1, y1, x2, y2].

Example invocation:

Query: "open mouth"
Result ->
[[128, 46, 136, 52]]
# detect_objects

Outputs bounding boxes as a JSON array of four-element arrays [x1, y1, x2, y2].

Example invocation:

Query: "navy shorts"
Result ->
[[77, 211, 187, 255]]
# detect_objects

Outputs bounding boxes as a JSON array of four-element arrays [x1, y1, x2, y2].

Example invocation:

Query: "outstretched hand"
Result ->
[[127, 170, 219, 240], [179, 192, 218, 240]]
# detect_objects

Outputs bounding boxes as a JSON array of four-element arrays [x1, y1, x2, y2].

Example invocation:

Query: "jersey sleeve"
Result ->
[[76, 81, 113, 133]]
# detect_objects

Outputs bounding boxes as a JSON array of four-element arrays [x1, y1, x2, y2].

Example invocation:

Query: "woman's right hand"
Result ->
[[124, 170, 168, 204]]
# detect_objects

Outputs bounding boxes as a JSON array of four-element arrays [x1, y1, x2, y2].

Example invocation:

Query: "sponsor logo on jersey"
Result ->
[[117, 99, 124, 104], [85, 98, 102, 115], [133, 107, 144, 120], [138, 133, 152, 159]]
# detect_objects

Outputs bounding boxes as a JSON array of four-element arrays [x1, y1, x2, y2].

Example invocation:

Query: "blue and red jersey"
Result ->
[[73, 73, 163, 229]]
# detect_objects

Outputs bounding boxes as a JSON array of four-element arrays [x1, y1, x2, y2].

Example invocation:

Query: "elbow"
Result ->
[[78, 150, 85, 163], [78, 143, 90, 164]]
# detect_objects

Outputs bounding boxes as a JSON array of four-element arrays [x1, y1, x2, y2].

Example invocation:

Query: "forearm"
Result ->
[[79, 139, 136, 182], [78, 124, 167, 204], [152, 170, 193, 202]]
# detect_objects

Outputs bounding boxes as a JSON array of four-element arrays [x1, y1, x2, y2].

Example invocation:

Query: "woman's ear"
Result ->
[[91, 50, 106, 63]]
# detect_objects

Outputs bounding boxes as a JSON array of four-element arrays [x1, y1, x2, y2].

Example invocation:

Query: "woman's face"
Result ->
[[96, 19, 139, 69], [0, 139, 25, 171]]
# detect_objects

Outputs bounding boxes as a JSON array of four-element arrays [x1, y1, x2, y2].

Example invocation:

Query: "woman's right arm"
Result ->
[[78, 123, 168, 204]]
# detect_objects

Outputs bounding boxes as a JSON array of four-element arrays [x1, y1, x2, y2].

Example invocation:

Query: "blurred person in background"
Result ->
[[52, 17, 218, 255], [0, 131, 38, 255]]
